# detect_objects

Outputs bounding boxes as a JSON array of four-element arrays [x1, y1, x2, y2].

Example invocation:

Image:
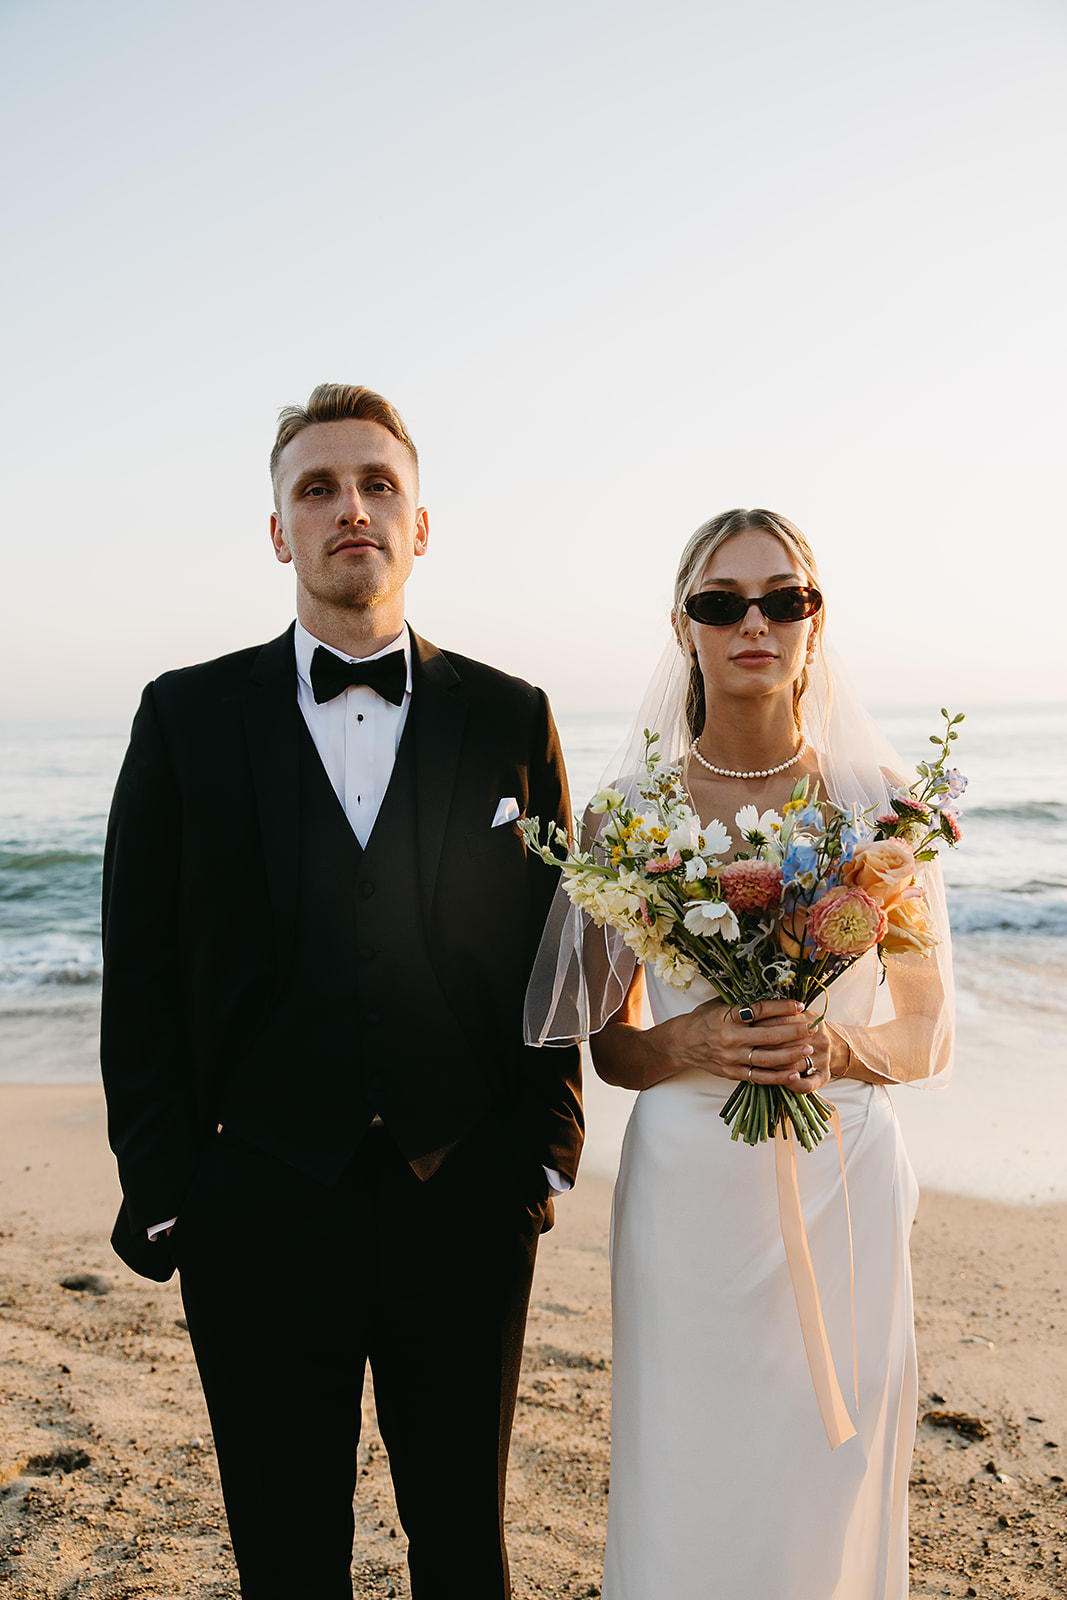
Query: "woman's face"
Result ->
[[685, 530, 818, 707]]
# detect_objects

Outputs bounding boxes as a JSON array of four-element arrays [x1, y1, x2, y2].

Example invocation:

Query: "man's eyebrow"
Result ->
[[288, 461, 401, 492], [289, 464, 339, 492]]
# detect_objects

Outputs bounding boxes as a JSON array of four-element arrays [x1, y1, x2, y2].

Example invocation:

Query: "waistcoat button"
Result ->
[[359, 880, 375, 898], [358, 945, 377, 962], [365, 1010, 381, 1025]]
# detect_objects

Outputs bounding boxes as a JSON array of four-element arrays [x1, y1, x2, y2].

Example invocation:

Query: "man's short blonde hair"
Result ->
[[270, 384, 418, 503]]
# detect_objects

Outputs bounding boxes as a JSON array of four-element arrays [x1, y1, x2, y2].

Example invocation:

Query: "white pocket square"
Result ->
[[492, 796, 521, 828]]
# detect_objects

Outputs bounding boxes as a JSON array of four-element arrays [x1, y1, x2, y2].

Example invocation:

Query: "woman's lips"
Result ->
[[731, 651, 776, 663]]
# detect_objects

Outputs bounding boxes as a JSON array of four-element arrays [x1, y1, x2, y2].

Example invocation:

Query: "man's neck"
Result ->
[[296, 599, 406, 661]]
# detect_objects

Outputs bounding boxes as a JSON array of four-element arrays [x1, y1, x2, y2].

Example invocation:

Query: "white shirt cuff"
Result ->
[[147, 1217, 177, 1240], [542, 1167, 571, 1196]]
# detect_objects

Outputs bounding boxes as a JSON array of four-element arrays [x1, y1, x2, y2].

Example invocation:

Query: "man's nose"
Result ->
[[338, 487, 370, 526]]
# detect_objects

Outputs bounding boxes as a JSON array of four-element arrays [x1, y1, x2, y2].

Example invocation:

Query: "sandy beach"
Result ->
[[1, 1063, 1066, 1596]]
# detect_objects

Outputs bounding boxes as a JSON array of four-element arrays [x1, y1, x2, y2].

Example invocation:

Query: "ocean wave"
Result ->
[[948, 888, 1067, 937], [0, 848, 101, 873], [962, 801, 1067, 825], [0, 933, 102, 989]]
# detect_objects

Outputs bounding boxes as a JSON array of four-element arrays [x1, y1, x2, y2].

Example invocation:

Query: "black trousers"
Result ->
[[173, 1123, 547, 1599]]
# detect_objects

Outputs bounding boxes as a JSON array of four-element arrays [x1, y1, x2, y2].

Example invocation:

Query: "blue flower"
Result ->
[[782, 839, 818, 887], [839, 815, 870, 862]]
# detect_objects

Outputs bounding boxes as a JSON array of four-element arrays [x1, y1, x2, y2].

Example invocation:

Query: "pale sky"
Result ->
[[1, 0, 1064, 718]]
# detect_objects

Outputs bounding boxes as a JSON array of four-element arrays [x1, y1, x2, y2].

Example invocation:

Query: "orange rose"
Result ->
[[882, 891, 939, 956], [778, 903, 811, 959], [843, 838, 917, 913]]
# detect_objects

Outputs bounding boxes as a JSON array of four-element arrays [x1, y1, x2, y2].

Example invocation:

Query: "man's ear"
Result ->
[[413, 507, 430, 558], [270, 512, 292, 565]]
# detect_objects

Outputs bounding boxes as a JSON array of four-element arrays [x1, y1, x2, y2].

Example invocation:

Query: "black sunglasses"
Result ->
[[683, 585, 823, 627]]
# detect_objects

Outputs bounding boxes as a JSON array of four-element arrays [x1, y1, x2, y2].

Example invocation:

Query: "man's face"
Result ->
[[270, 419, 428, 617]]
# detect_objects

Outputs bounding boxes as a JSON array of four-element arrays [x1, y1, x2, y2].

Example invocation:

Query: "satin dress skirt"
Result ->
[[603, 1065, 919, 1600]]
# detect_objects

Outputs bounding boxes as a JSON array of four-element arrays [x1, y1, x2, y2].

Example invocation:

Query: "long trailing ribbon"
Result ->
[[773, 1105, 859, 1450]]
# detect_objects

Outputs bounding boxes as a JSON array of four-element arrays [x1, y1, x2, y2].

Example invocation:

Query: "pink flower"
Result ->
[[646, 852, 683, 875], [808, 885, 887, 956], [891, 794, 931, 821], [719, 859, 784, 913], [940, 810, 962, 845]]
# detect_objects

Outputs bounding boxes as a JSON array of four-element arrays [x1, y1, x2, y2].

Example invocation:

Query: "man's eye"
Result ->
[[305, 484, 330, 497], [368, 480, 392, 493]]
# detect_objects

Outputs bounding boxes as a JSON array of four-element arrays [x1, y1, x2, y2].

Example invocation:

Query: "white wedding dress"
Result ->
[[603, 954, 928, 1600]]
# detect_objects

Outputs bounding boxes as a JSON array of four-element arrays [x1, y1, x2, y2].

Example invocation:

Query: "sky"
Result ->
[[1, 0, 1064, 719]]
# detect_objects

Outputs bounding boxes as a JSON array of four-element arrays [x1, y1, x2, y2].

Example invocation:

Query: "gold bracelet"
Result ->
[[830, 1042, 852, 1080]]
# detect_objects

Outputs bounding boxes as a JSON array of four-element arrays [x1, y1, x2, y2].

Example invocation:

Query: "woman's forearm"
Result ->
[[825, 1023, 895, 1085], [591, 1015, 691, 1092]]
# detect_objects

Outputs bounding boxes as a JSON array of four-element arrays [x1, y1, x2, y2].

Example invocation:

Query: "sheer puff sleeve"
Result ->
[[827, 860, 955, 1089]]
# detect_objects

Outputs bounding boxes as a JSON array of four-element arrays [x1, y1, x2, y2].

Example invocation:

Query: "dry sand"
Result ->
[[1, 1083, 1065, 1599]]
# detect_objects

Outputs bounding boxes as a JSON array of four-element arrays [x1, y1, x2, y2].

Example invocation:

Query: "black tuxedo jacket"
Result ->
[[100, 624, 582, 1278]]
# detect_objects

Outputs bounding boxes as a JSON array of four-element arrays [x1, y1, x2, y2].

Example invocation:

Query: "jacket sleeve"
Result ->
[[518, 689, 584, 1184], [100, 683, 200, 1231]]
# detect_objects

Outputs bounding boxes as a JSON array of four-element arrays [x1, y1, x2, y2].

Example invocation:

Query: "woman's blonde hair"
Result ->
[[672, 508, 823, 740]]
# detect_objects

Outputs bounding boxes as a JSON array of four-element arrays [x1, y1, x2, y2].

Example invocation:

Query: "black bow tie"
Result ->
[[310, 646, 407, 707]]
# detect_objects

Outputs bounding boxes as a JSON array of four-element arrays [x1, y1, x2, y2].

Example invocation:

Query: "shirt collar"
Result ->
[[294, 619, 413, 696]]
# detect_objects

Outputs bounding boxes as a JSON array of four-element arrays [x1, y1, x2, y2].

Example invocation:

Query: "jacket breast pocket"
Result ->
[[466, 821, 523, 861]]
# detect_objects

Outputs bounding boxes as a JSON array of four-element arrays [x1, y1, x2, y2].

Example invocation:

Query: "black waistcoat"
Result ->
[[219, 699, 494, 1184]]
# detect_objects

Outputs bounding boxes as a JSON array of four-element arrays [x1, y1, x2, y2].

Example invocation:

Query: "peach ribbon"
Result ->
[[773, 1106, 859, 1450]]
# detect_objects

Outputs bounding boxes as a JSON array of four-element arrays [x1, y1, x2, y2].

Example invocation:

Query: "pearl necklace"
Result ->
[[688, 739, 805, 780]]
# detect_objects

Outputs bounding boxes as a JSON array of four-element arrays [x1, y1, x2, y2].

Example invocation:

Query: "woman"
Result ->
[[527, 509, 954, 1600]]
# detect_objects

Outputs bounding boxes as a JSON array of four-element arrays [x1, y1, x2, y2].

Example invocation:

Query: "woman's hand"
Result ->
[[590, 973, 850, 1094], [784, 1011, 856, 1094], [670, 997, 826, 1088]]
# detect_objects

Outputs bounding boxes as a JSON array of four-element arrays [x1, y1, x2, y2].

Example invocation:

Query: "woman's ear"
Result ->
[[671, 607, 696, 659]]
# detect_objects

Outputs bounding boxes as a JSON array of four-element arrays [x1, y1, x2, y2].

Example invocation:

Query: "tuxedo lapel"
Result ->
[[242, 624, 301, 968], [410, 629, 467, 927]]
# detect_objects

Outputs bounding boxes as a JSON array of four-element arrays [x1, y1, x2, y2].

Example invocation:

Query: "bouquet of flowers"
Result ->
[[521, 711, 966, 1152]]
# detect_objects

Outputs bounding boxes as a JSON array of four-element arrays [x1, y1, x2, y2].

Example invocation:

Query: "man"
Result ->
[[100, 384, 582, 1599]]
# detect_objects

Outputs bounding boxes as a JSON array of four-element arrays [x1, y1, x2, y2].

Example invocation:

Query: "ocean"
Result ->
[[1, 704, 1064, 1018], [1, 705, 1065, 1201]]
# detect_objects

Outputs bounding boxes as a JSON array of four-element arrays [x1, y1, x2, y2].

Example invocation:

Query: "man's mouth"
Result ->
[[331, 537, 378, 553]]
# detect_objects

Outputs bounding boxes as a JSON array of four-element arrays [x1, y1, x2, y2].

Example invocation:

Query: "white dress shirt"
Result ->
[[294, 620, 413, 847]]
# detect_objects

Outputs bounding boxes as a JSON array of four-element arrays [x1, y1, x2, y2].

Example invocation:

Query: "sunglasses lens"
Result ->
[[684, 587, 822, 625], [684, 592, 745, 625], [761, 586, 822, 622]]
